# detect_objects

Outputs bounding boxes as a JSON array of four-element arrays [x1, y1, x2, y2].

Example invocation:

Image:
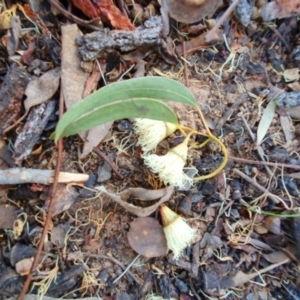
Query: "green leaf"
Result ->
[[58, 99, 177, 138], [53, 77, 197, 141], [256, 100, 276, 146]]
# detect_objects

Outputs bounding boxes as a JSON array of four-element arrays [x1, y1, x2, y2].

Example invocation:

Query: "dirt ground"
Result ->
[[1, 0, 300, 299]]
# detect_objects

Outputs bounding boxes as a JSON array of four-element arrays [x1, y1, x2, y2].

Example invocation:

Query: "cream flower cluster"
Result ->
[[134, 119, 178, 153], [134, 119, 194, 189], [160, 205, 196, 260]]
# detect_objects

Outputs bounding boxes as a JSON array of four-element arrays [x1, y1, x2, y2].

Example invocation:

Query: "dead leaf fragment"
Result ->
[[43, 184, 79, 216], [128, 217, 168, 257], [0, 66, 31, 135], [160, 0, 223, 24], [263, 216, 281, 235], [283, 68, 299, 82], [61, 25, 89, 111], [0, 205, 17, 229], [24, 67, 61, 112], [51, 223, 70, 248], [71, 0, 135, 30], [260, 0, 300, 21]]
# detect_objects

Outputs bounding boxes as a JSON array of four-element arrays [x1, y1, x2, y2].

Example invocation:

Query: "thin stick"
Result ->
[[18, 87, 65, 300], [232, 168, 288, 206], [205, 0, 240, 43], [113, 254, 141, 284], [93, 147, 124, 179], [86, 254, 142, 285], [49, 0, 102, 31], [229, 155, 300, 170], [182, 41, 189, 88]]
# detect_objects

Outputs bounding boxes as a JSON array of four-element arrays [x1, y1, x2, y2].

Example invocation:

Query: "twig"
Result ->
[[18, 87, 65, 300], [232, 168, 287, 205], [86, 254, 142, 285], [48, 0, 103, 31], [229, 155, 300, 170], [182, 41, 189, 88], [0, 168, 88, 184], [265, 24, 291, 52], [205, 0, 240, 43], [113, 254, 141, 284], [93, 147, 124, 179], [189, 278, 202, 300]]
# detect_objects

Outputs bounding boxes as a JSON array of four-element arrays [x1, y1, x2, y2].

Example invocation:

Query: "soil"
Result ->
[[1, 0, 300, 300]]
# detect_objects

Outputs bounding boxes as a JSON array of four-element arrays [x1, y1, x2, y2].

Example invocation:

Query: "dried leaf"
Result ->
[[10, 243, 37, 266], [280, 115, 294, 142], [128, 217, 168, 257], [51, 223, 70, 248], [24, 67, 61, 112], [6, 15, 21, 56], [283, 68, 299, 82], [81, 122, 113, 158], [95, 186, 174, 217], [61, 25, 89, 111], [71, 0, 135, 30], [256, 100, 276, 146], [0, 205, 17, 229], [263, 250, 291, 264], [43, 184, 79, 216], [263, 216, 281, 235], [260, 0, 300, 21], [160, 0, 223, 24]]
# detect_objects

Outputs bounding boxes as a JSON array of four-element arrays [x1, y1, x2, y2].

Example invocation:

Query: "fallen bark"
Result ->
[[76, 16, 162, 61], [0, 168, 88, 185], [0, 67, 31, 136]]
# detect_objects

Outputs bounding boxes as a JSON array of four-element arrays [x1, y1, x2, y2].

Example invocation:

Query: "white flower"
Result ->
[[134, 119, 178, 153], [142, 136, 193, 188], [160, 205, 196, 260]]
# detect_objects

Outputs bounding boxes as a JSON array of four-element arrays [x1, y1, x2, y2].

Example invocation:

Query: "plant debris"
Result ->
[[1, 0, 300, 299]]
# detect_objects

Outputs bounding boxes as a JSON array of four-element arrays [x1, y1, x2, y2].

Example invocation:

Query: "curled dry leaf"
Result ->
[[71, 0, 135, 30], [95, 186, 174, 217], [128, 217, 168, 257]]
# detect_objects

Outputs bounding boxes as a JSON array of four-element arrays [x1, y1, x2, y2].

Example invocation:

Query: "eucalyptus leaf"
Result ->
[[53, 77, 197, 141], [256, 100, 276, 146], [57, 99, 177, 138]]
